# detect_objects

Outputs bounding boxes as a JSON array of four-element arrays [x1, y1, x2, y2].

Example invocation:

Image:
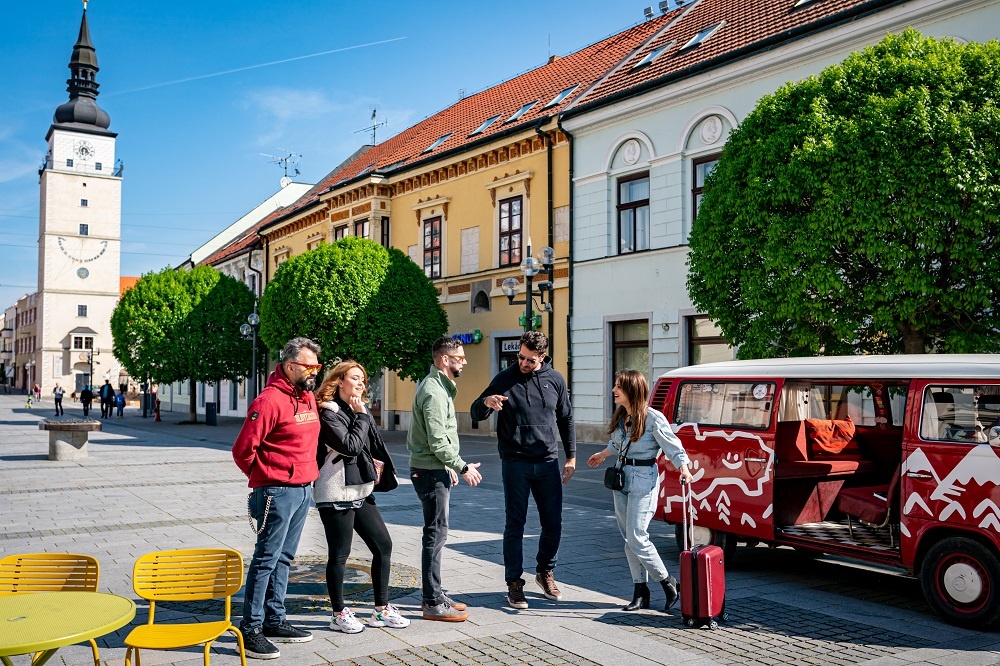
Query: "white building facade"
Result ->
[[562, 0, 1000, 440]]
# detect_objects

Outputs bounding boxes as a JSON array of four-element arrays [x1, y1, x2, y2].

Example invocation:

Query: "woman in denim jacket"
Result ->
[[588, 370, 693, 612]]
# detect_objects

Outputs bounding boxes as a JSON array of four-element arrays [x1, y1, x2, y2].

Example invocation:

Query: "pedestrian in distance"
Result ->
[[99, 379, 114, 418], [587, 370, 694, 612], [408, 336, 483, 622], [314, 361, 406, 635], [115, 389, 125, 417], [79, 385, 93, 417], [24, 391, 32, 409], [232, 337, 323, 660], [469, 330, 575, 610], [33, 384, 42, 404], [52, 383, 65, 416]]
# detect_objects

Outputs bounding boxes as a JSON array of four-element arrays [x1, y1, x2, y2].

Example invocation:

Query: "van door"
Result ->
[[659, 379, 776, 545], [903, 381, 1000, 625]]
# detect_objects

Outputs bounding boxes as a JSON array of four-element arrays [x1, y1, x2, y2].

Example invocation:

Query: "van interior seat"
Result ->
[[836, 462, 902, 526], [775, 420, 875, 479]]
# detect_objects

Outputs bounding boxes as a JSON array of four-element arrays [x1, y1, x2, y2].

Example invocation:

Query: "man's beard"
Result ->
[[452, 367, 463, 378], [295, 376, 316, 392]]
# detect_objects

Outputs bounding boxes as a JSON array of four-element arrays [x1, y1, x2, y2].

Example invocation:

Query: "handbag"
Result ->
[[370, 427, 399, 492], [313, 451, 374, 503], [604, 428, 632, 491]]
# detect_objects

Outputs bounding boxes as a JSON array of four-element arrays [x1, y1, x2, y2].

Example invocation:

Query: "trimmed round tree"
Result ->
[[260, 236, 447, 379], [687, 29, 1000, 357]]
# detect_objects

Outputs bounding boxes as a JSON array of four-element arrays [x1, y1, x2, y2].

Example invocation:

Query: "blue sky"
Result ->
[[0, 0, 650, 308]]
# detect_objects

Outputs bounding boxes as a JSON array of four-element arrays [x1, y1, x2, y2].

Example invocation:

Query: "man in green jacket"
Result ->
[[408, 336, 482, 622]]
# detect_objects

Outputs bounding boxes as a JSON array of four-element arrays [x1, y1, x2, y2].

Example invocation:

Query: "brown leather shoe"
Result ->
[[507, 579, 528, 609], [535, 571, 562, 600], [420, 594, 467, 612]]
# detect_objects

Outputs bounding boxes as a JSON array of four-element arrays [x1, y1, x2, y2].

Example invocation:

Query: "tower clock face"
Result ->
[[74, 140, 95, 161], [57, 236, 108, 263]]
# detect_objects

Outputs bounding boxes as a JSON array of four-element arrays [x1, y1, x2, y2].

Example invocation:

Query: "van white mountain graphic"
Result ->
[[903, 447, 940, 482], [930, 446, 1000, 523]]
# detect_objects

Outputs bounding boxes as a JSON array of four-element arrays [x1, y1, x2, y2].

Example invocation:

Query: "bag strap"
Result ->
[[615, 422, 632, 470]]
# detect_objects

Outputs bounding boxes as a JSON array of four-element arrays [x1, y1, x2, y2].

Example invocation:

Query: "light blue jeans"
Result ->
[[242, 484, 311, 630], [612, 464, 669, 584]]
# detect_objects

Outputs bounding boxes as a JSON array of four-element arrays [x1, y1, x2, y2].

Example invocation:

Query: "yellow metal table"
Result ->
[[0, 591, 135, 666]]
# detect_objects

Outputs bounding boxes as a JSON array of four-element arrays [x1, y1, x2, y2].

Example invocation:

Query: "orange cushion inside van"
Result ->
[[805, 417, 858, 457]]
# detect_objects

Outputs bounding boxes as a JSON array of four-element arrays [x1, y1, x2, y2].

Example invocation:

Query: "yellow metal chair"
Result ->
[[0, 552, 102, 666], [125, 548, 245, 666]]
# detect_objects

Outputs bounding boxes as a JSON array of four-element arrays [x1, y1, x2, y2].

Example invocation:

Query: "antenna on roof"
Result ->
[[643, 6, 654, 19], [260, 149, 302, 186], [355, 108, 389, 145]]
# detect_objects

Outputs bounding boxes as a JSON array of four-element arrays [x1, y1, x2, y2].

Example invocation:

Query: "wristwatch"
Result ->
[[460, 464, 469, 475]]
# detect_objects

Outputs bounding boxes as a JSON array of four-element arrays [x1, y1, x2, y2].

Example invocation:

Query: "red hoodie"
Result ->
[[232, 365, 321, 488]]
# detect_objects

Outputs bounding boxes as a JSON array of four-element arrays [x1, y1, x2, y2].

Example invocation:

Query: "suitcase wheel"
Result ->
[[708, 620, 719, 630], [684, 617, 695, 628]]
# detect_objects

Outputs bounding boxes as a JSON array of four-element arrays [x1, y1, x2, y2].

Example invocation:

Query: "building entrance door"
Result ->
[[75, 373, 90, 392]]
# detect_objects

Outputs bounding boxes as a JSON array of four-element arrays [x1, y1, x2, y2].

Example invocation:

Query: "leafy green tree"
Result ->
[[111, 266, 257, 421], [687, 30, 1000, 357], [260, 236, 447, 381]]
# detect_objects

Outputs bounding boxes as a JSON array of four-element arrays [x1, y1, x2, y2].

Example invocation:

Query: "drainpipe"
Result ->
[[535, 122, 555, 357], [557, 118, 575, 400]]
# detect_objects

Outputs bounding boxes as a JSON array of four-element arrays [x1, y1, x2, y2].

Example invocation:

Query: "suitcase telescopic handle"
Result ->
[[681, 477, 692, 552]]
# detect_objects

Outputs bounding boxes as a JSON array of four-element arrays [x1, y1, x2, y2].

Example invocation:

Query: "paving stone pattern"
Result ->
[[609, 597, 937, 665], [325, 633, 600, 666]]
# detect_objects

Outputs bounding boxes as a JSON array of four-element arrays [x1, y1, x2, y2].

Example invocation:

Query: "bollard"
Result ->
[[154, 398, 161, 422]]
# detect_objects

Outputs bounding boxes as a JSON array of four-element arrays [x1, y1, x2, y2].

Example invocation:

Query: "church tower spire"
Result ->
[[53, 1, 111, 130]]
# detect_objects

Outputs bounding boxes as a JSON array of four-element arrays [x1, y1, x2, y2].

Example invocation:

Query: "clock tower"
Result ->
[[38, 3, 122, 394]]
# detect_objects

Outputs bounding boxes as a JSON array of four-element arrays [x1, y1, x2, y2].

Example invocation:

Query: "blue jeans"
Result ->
[[242, 485, 311, 630], [501, 459, 562, 582], [410, 468, 451, 605], [613, 464, 668, 584]]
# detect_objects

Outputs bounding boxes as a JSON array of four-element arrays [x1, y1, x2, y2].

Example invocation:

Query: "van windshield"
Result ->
[[675, 382, 774, 429]]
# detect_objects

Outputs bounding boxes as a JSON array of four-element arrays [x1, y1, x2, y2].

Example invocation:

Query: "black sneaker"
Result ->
[[262, 620, 313, 643], [241, 626, 280, 660]]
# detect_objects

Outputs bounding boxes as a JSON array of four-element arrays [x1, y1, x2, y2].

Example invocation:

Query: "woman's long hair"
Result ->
[[607, 369, 649, 443], [316, 360, 368, 405]]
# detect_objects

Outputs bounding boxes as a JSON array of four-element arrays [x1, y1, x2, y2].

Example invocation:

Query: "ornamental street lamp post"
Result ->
[[240, 306, 261, 402], [501, 244, 555, 333]]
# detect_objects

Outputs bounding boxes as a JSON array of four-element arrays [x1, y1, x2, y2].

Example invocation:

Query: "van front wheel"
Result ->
[[674, 524, 737, 562], [920, 537, 1000, 629]]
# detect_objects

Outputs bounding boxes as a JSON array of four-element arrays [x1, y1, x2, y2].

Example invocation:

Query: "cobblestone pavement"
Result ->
[[2, 395, 1000, 666]]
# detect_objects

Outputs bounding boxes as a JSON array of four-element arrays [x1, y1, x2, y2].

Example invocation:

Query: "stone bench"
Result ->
[[39, 418, 102, 461]]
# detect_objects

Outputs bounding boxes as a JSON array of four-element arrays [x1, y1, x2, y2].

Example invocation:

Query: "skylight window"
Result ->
[[793, 0, 821, 6], [680, 21, 725, 51], [631, 42, 674, 70], [469, 114, 503, 137], [423, 133, 453, 153], [543, 84, 580, 109], [505, 101, 538, 124]]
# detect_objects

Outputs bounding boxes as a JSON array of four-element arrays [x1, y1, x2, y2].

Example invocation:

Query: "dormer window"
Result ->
[[423, 134, 453, 154], [632, 43, 673, 70], [506, 101, 538, 124], [793, 0, 821, 5], [469, 115, 503, 137], [544, 84, 580, 109], [681, 22, 725, 50]]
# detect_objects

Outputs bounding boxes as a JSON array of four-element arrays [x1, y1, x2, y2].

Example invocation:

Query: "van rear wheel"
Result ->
[[920, 536, 1000, 629], [674, 524, 738, 562]]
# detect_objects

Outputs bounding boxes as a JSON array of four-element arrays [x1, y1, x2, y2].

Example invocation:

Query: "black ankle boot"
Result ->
[[623, 582, 650, 611], [660, 576, 679, 611]]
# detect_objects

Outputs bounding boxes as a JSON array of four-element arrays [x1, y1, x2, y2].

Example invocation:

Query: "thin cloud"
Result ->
[[109, 37, 406, 96]]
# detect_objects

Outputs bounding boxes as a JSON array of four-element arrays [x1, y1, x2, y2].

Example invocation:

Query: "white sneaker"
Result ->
[[331, 608, 365, 634], [368, 603, 410, 629]]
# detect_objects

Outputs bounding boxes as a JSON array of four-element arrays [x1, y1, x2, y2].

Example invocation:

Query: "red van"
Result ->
[[650, 355, 1000, 628]]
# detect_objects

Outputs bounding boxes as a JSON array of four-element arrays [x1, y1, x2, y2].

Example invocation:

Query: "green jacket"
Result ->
[[407, 365, 466, 472]]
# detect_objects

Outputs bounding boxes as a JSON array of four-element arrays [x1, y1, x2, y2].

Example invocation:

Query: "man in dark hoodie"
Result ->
[[233, 337, 322, 659], [470, 330, 575, 609]]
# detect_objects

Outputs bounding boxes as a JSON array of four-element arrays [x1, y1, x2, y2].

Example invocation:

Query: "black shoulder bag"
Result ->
[[603, 424, 631, 491]]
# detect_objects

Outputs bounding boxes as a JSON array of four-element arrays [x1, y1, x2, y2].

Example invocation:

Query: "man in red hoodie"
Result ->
[[233, 337, 322, 660]]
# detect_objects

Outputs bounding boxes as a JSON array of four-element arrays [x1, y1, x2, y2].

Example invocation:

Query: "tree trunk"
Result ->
[[188, 377, 198, 423], [899, 323, 926, 354]]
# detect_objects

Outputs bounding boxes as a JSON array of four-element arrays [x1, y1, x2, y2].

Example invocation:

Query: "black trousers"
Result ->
[[54, 397, 63, 416], [318, 497, 393, 610]]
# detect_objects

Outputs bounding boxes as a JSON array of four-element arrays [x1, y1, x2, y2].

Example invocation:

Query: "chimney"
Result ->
[[548, 54, 561, 64]]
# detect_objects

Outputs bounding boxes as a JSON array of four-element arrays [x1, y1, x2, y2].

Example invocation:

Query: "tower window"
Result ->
[[66, 159, 74, 167], [79, 224, 89, 236], [80, 199, 88, 207], [95, 162, 102, 171], [77, 305, 88, 317]]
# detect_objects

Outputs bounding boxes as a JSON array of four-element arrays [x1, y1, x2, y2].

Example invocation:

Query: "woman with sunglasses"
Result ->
[[588, 369, 694, 612], [314, 361, 407, 634]]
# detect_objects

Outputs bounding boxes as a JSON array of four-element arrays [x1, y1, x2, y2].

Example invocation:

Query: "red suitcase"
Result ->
[[679, 482, 727, 629]]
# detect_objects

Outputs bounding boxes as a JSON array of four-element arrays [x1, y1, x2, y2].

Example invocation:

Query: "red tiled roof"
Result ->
[[260, 18, 670, 233], [572, 0, 898, 110]]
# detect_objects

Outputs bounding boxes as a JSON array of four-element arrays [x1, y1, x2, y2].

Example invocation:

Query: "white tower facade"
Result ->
[[38, 7, 121, 394]]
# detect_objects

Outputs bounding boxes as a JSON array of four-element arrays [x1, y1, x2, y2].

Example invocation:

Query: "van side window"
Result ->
[[676, 382, 774, 429], [920, 386, 1000, 444], [888, 385, 907, 427]]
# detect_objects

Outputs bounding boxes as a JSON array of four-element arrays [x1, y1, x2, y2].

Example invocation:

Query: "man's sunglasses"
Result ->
[[517, 353, 542, 364], [286, 361, 323, 374]]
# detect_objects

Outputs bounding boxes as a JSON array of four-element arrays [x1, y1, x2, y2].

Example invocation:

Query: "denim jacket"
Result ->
[[604, 407, 690, 470]]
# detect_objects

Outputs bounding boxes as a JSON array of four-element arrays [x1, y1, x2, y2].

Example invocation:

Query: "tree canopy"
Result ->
[[687, 30, 1000, 357], [111, 266, 257, 385], [260, 236, 447, 381]]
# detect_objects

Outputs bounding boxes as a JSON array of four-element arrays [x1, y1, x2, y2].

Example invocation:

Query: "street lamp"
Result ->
[[502, 242, 556, 332], [240, 306, 261, 401]]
